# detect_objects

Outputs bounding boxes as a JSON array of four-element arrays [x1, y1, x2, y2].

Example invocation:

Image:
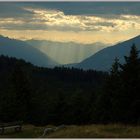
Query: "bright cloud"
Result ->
[[0, 7, 140, 33], [0, 3, 140, 44]]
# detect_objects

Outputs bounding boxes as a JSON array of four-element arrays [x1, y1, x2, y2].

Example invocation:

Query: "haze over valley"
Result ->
[[0, 34, 140, 71]]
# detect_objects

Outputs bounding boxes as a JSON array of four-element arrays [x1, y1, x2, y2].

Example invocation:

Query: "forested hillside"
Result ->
[[0, 44, 140, 125], [0, 55, 107, 125]]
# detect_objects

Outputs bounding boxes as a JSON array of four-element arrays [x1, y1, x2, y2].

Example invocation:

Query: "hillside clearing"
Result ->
[[0, 124, 140, 138]]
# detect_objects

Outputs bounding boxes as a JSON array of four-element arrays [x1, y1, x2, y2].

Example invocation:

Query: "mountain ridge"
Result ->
[[67, 35, 140, 71], [0, 35, 58, 67]]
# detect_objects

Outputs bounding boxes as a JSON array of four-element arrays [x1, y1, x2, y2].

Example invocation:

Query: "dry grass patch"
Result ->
[[0, 124, 140, 138]]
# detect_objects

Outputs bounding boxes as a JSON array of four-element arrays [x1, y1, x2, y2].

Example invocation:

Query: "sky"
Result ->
[[0, 2, 140, 44]]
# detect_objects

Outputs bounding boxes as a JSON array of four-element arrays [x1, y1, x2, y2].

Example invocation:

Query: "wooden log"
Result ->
[[0, 121, 23, 134]]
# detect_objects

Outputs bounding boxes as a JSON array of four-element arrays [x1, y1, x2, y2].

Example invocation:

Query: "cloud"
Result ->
[[0, 2, 140, 45], [19, 2, 140, 16], [0, 3, 33, 18], [0, 6, 140, 33]]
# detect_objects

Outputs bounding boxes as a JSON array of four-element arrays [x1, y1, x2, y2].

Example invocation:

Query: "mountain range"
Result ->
[[0, 34, 140, 71], [68, 35, 140, 71], [26, 40, 108, 64]]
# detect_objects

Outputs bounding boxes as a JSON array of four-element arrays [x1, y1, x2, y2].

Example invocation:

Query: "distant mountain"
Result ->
[[0, 35, 58, 67], [26, 40, 108, 64], [69, 35, 140, 71]]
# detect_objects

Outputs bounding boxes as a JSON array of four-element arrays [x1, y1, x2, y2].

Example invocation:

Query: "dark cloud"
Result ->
[[0, 3, 33, 18], [17, 2, 140, 16], [1, 2, 140, 18]]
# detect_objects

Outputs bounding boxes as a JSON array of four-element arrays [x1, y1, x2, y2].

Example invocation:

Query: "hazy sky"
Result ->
[[0, 2, 140, 44]]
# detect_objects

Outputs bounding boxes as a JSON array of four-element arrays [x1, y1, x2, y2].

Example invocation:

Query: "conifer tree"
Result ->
[[120, 44, 140, 123]]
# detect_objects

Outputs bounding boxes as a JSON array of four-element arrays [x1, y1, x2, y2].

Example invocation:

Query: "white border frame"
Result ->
[[0, 1, 139, 140], [0, 0, 140, 2]]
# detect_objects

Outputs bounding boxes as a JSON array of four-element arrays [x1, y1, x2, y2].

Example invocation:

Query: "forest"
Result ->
[[0, 44, 140, 126]]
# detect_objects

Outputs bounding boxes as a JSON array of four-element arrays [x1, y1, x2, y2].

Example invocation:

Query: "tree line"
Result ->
[[0, 44, 139, 125]]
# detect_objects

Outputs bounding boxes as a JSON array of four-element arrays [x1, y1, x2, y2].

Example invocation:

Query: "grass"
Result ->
[[0, 124, 140, 138]]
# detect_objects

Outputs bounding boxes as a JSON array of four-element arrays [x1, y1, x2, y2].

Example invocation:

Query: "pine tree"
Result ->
[[109, 57, 124, 122], [110, 57, 120, 76], [120, 43, 140, 123], [95, 58, 121, 123]]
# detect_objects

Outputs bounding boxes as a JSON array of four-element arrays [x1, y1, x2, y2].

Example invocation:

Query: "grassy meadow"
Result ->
[[0, 124, 140, 138]]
